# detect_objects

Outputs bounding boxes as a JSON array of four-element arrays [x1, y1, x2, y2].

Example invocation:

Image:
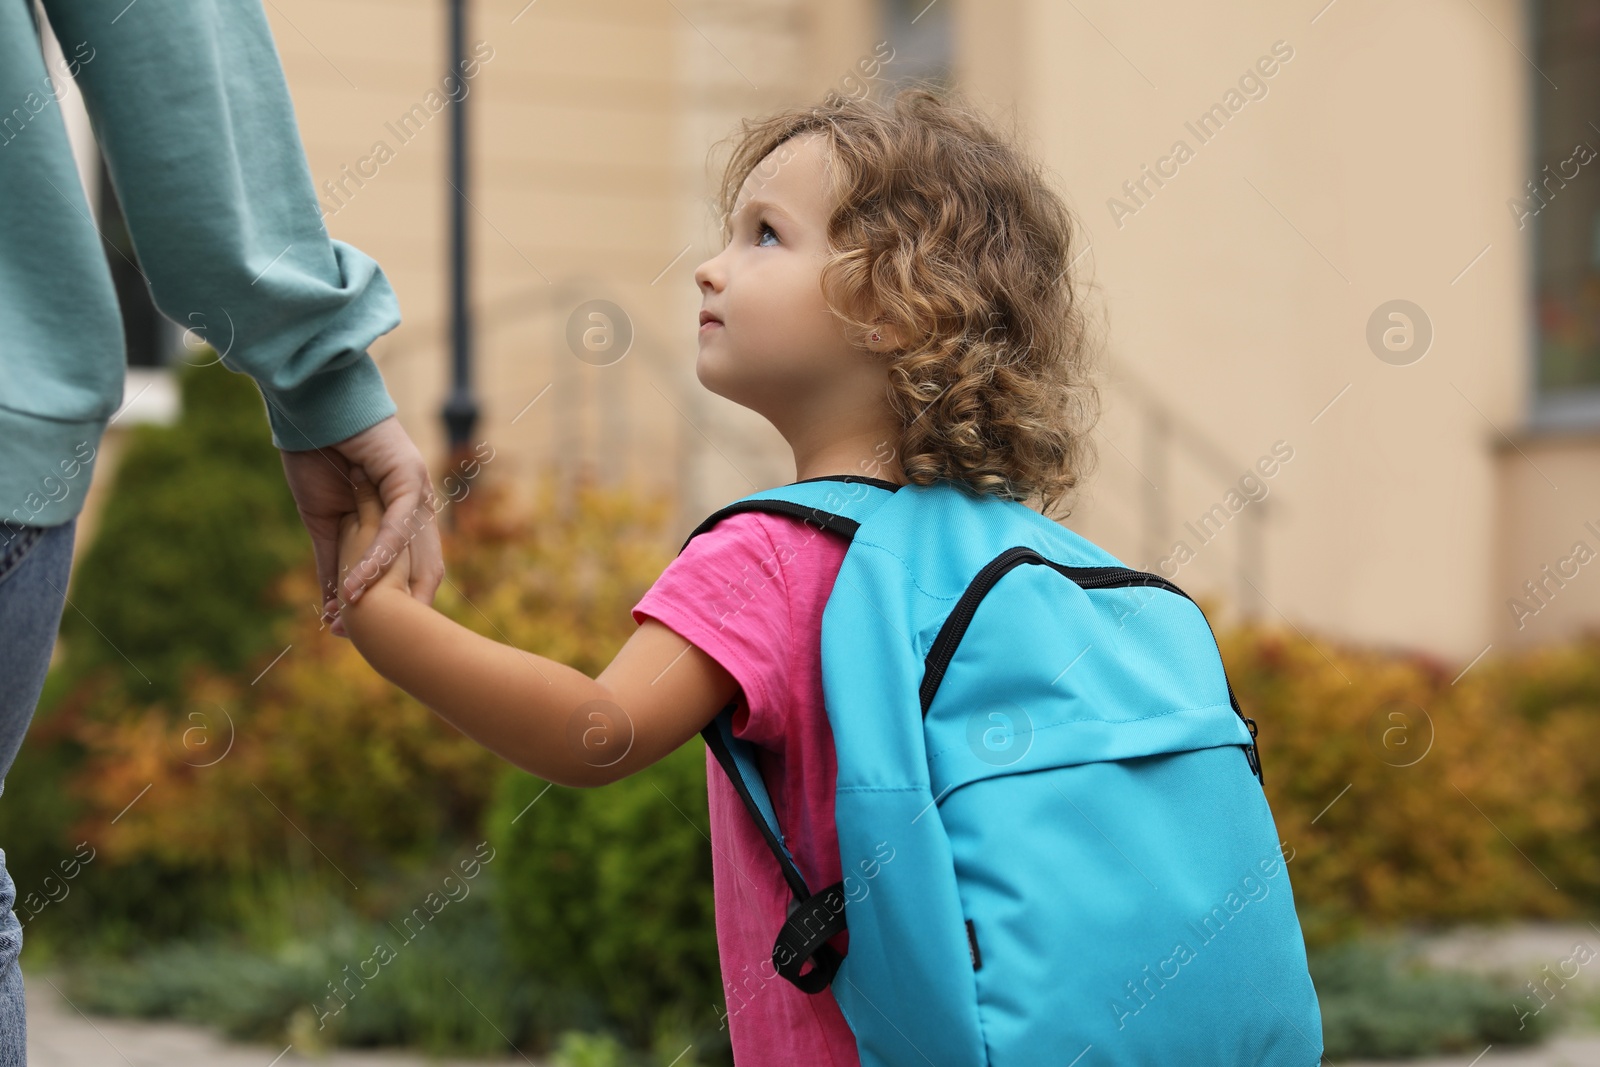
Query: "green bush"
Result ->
[[550, 1031, 635, 1067], [61, 875, 588, 1056], [1310, 941, 1556, 1059], [59, 357, 306, 704], [488, 741, 724, 1052], [61, 868, 723, 1064], [68, 940, 326, 1040]]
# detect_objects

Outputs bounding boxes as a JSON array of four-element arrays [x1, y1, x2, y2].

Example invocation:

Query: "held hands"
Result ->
[[279, 415, 444, 635], [335, 465, 411, 625]]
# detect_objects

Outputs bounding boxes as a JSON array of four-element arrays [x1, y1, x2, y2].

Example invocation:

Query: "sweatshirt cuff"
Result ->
[[259, 352, 398, 451]]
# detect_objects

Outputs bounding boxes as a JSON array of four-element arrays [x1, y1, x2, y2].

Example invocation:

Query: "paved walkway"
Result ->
[[23, 922, 1600, 1066], [25, 971, 541, 1067], [1343, 1037, 1600, 1066]]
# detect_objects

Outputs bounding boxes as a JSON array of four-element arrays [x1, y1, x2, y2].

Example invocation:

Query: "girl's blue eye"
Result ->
[[756, 220, 779, 247]]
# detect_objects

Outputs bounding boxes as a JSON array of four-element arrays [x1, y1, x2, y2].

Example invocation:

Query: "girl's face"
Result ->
[[693, 133, 879, 437]]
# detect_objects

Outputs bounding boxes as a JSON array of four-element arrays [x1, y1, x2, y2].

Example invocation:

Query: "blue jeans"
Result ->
[[0, 517, 77, 1064]]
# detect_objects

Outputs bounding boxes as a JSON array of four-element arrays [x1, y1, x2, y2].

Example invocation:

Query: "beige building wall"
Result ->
[[963, 0, 1534, 662], [1495, 432, 1600, 648]]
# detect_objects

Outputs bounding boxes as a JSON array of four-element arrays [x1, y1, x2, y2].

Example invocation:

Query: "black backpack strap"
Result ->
[[701, 705, 847, 993], [677, 476, 891, 553], [773, 880, 848, 992], [701, 702, 813, 901]]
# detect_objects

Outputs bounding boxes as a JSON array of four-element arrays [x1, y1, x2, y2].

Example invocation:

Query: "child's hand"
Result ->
[[335, 466, 411, 627]]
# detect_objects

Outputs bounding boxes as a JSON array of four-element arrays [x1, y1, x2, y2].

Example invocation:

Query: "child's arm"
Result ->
[[335, 469, 739, 788]]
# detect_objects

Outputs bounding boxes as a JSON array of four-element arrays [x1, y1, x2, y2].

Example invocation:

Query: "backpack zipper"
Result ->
[[918, 547, 1262, 782]]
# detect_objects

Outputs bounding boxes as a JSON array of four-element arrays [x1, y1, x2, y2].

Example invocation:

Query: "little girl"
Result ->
[[336, 84, 1097, 1066]]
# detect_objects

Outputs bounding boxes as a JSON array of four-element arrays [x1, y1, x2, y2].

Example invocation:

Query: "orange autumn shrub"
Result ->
[[61, 472, 678, 906], [1219, 622, 1600, 946], [437, 471, 678, 677], [66, 635, 497, 876]]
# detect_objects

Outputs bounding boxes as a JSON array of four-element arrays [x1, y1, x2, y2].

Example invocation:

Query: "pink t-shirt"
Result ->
[[631, 508, 860, 1067]]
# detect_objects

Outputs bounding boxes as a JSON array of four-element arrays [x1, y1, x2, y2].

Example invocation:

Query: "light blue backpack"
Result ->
[[687, 475, 1324, 1066]]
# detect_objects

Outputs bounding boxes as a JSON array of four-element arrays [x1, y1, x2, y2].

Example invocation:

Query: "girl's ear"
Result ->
[[866, 321, 906, 352]]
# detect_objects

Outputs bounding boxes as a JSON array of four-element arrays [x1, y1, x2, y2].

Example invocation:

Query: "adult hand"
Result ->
[[279, 415, 445, 637], [336, 466, 412, 607]]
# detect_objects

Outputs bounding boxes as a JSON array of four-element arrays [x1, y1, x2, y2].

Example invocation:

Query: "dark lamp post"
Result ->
[[440, 0, 480, 524]]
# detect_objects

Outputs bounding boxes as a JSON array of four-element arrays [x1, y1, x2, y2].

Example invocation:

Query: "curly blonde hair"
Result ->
[[711, 83, 1102, 519]]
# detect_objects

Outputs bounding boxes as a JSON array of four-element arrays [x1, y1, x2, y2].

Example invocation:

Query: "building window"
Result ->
[[879, 0, 954, 90], [96, 154, 172, 368], [1531, 0, 1600, 424]]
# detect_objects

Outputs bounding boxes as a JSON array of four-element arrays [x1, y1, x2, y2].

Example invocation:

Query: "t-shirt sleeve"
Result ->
[[631, 511, 793, 748]]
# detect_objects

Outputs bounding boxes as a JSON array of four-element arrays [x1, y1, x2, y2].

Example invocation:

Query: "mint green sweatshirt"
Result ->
[[2, 0, 401, 528]]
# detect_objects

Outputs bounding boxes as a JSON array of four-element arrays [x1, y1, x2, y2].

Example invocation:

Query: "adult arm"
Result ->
[[38, 0, 441, 611]]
